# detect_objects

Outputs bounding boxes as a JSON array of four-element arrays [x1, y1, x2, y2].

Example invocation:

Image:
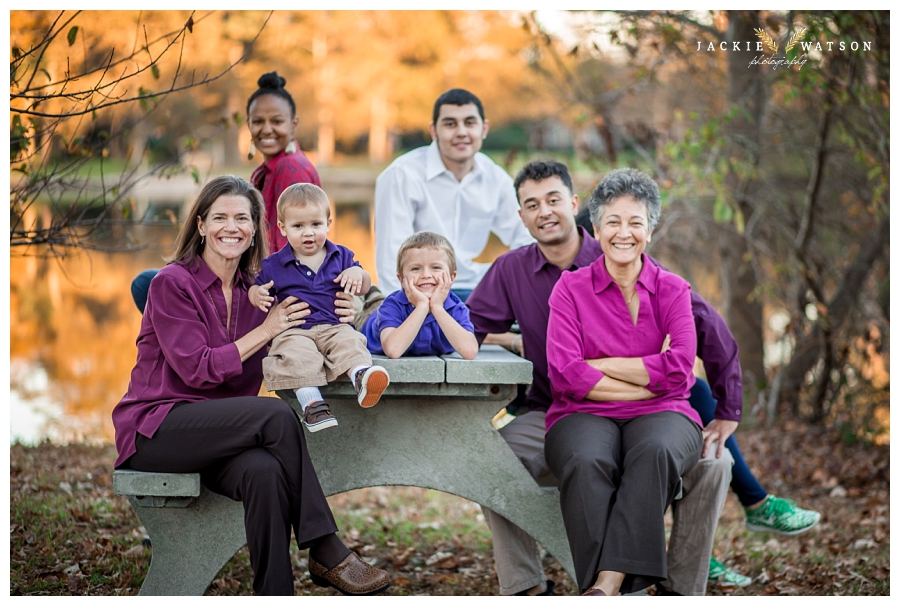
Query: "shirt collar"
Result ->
[[274, 239, 339, 267], [531, 226, 602, 274], [183, 256, 251, 290], [424, 141, 482, 181], [592, 252, 659, 295]]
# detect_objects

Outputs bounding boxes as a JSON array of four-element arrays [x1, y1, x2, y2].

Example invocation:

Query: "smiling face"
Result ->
[[595, 195, 652, 268], [248, 94, 299, 161], [398, 247, 456, 298], [517, 176, 579, 247], [198, 195, 256, 269], [278, 203, 331, 259], [429, 103, 489, 169]]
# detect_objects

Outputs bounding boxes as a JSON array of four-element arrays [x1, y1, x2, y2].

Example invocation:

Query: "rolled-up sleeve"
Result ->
[[374, 168, 416, 293], [547, 275, 605, 400], [149, 275, 244, 390], [641, 282, 697, 395], [467, 259, 515, 344]]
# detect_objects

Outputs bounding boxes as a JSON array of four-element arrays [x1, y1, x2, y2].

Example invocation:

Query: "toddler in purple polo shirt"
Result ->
[[249, 183, 389, 432], [361, 231, 478, 360]]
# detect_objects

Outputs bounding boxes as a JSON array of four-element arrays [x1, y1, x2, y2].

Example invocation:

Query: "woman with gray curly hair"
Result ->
[[544, 168, 703, 596]]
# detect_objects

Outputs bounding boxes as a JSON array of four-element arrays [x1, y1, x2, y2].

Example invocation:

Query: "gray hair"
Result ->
[[588, 168, 661, 231]]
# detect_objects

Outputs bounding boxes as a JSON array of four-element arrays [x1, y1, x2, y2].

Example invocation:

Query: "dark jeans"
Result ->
[[451, 288, 473, 302], [131, 268, 159, 313], [125, 397, 338, 595], [689, 379, 768, 507]]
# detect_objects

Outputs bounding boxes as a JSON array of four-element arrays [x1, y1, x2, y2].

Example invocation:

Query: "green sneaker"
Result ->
[[708, 557, 752, 588], [744, 494, 821, 535]]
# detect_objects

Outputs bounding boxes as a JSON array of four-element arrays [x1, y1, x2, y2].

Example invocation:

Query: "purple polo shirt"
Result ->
[[545, 254, 701, 431], [467, 227, 742, 422], [256, 239, 361, 328], [112, 258, 268, 468], [361, 289, 474, 356]]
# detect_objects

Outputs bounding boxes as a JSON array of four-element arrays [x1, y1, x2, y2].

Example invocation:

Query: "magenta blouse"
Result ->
[[545, 253, 701, 432], [111, 258, 267, 467]]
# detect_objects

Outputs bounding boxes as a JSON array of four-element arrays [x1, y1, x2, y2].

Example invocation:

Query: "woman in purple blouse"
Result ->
[[112, 175, 390, 596], [544, 168, 703, 596]]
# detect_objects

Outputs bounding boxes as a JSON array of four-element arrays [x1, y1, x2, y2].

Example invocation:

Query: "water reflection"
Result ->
[[9, 201, 402, 445]]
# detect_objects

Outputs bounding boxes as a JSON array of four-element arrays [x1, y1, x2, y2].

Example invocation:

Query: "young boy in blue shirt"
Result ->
[[362, 231, 478, 360], [250, 183, 389, 432]]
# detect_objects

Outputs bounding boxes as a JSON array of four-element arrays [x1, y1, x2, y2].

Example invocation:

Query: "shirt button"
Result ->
[[656, 383, 661, 388], [307, 271, 311, 276]]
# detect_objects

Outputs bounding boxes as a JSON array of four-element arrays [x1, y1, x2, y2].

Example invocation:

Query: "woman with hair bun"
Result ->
[[247, 70, 322, 254], [130, 71, 325, 313]]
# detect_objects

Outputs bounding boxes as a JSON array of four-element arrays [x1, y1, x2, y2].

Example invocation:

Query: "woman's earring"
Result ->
[[284, 139, 297, 155], [200, 235, 205, 245], [247, 141, 257, 161], [251, 236, 255, 246]]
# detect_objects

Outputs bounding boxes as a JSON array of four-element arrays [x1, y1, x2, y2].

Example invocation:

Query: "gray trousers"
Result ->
[[483, 410, 732, 596]]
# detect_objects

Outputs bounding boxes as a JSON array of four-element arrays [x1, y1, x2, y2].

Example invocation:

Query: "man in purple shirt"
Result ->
[[466, 160, 733, 596]]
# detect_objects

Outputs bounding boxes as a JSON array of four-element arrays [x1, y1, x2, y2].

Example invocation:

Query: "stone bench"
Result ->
[[114, 345, 574, 595]]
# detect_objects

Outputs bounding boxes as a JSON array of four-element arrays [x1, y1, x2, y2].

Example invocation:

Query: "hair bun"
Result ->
[[257, 71, 286, 90]]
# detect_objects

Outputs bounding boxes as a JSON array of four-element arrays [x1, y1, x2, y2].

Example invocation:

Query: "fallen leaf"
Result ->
[[426, 551, 454, 566]]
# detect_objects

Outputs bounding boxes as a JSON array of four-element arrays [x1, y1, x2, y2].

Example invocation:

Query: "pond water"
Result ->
[[9, 203, 377, 446], [9, 196, 511, 446]]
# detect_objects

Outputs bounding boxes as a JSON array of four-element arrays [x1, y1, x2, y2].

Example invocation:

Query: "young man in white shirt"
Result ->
[[371, 89, 534, 299]]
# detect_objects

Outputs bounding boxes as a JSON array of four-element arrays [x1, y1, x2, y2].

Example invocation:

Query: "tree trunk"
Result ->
[[779, 215, 891, 410], [719, 11, 767, 389], [369, 90, 391, 164]]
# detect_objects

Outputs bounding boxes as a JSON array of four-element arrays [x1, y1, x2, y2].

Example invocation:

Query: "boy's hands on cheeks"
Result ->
[[402, 276, 431, 309], [249, 280, 275, 312], [335, 266, 366, 294], [428, 271, 452, 311]]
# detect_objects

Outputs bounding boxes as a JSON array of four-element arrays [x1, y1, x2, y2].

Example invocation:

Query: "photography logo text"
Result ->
[[696, 27, 873, 71]]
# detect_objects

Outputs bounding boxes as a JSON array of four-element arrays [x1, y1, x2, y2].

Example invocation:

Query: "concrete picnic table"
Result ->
[[113, 345, 574, 595]]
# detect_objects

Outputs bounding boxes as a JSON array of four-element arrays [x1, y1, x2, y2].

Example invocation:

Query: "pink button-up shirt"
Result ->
[[545, 253, 701, 432]]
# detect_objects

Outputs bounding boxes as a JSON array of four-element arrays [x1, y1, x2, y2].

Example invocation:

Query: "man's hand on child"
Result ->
[[335, 267, 365, 294], [334, 292, 356, 324], [402, 277, 430, 309], [250, 280, 275, 312], [429, 271, 452, 310]]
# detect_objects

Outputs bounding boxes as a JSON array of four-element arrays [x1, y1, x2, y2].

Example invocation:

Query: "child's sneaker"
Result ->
[[302, 400, 338, 432], [744, 494, 821, 535], [354, 366, 389, 408], [708, 557, 752, 588]]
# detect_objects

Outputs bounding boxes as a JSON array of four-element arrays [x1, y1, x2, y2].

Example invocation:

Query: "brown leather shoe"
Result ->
[[309, 552, 390, 596], [581, 587, 607, 596]]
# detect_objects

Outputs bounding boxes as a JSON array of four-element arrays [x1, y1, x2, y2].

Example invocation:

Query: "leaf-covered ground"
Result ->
[[9, 423, 889, 596]]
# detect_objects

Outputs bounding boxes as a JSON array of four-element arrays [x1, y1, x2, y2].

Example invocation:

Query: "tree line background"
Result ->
[[9, 10, 890, 443]]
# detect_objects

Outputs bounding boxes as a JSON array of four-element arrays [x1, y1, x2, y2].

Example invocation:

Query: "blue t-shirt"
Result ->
[[255, 239, 360, 328], [362, 289, 475, 356]]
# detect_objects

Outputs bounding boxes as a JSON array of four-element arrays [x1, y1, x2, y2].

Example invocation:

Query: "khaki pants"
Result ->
[[263, 324, 371, 391], [483, 410, 732, 596]]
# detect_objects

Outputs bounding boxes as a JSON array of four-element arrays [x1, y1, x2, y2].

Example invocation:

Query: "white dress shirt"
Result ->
[[374, 142, 535, 292]]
